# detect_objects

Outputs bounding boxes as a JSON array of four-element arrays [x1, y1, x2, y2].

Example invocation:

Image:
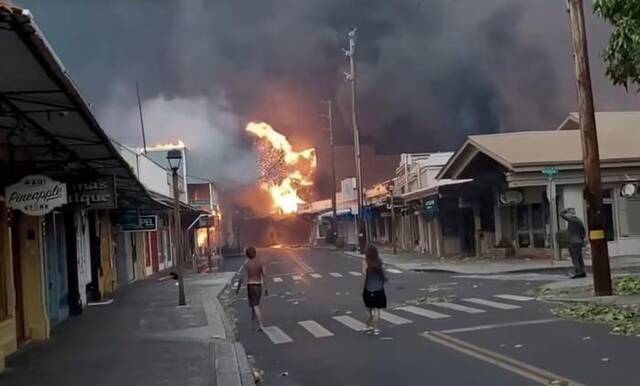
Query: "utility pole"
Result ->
[[344, 27, 366, 253], [321, 100, 339, 241], [567, 0, 612, 296], [136, 81, 147, 154]]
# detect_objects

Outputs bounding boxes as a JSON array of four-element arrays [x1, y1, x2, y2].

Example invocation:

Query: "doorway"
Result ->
[[11, 213, 25, 343]]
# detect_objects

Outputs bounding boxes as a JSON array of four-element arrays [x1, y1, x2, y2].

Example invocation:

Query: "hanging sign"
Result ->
[[121, 215, 158, 232], [5, 175, 67, 216], [65, 176, 117, 210]]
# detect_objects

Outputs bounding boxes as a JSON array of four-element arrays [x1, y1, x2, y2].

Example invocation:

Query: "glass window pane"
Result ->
[[517, 205, 529, 231], [626, 198, 640, 236], [531, 203, 543, 230], [533, 233, 546, 248], [518, 233, 531, 248]]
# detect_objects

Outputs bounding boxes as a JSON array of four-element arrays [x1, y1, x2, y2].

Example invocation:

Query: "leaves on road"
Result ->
[[615, 276, 640, 295], [553, 303, 640, 336]]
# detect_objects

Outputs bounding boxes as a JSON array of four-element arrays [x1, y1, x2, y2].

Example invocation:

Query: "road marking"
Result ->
[[348, 271, 362, 276], [421, 331, 582, 385], [310, 273, 323, 279], [297, 260, 314, 273], [494, 294, 535, 302], [431, 302, 486, 314], [262, 326, 293, 344], [395, 306, 450, 319], [380, 310, 412, 325], [329, 272, 343, 277], [272, 277, 283, 283], [462, 298, 521, 310], [437, 318, 562, 334], [298, 320, 334, 338], [386, 268, 402, 274], [332, 315, 367, 331], [292, 275, 303, 281]]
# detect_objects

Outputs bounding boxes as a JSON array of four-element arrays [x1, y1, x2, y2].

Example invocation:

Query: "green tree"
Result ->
[[593, 0, 640, 90]]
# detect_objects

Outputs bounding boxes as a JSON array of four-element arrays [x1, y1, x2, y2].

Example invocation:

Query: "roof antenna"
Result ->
[[136, 81, 148, 154]]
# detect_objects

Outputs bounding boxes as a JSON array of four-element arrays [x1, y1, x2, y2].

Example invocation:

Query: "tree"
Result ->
[[593, 0, 640, 90]]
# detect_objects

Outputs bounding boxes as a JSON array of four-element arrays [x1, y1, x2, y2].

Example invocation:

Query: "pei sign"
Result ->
[[5, 175, 67, 216]]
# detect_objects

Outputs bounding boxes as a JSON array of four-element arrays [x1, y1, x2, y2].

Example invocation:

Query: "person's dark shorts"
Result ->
[[247, 284, 262, 306], [362, 289, 387, 309]]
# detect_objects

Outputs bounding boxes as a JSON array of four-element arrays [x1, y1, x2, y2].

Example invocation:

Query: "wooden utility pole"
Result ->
[[567, 0, 612, 295]]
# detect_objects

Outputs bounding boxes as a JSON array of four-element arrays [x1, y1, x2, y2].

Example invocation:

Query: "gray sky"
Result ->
[[19, 0, 640, 184]]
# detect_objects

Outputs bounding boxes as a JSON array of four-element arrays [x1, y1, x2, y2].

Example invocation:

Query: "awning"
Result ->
[[0, 5, 154, 207]]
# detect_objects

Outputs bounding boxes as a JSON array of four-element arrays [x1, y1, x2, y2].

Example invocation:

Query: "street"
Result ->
[[230, 248, 640, 386]]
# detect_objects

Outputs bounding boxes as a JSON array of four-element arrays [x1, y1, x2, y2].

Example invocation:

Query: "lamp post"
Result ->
[[167, 149, 186, 306], [386, 180, 396, 255]]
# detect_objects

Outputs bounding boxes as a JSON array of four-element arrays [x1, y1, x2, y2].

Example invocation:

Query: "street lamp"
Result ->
[[385, 179, 396, 255], [167, 149, 186, 306]]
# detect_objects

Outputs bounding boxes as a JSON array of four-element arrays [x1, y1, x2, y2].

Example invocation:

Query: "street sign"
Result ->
[[542, 166, 559, 178], [121, 215, 158, 232]]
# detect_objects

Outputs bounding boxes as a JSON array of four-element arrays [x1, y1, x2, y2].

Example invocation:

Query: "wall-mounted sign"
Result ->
[[499, 190, 524, 206], [5, 175, 67, 216], [121, 215, 157, 232], [621, 183, 638, 198], [424, 198, 439, 219], [65, 176, 117, 210]]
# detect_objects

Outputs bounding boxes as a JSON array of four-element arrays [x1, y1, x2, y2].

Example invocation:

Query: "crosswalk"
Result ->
[[268, 268, 403, 284], [258, 294, 536, 345]]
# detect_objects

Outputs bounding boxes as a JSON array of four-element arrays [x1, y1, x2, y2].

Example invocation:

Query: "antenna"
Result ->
[[136, 81, 148, 154]]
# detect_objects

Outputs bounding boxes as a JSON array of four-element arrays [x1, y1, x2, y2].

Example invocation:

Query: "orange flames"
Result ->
[[246, 122, 316, 214]]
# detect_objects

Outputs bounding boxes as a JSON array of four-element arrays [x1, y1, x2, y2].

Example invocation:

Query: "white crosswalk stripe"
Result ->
[[333, 315, 367, 331], [329, 272, 343, 277], [463, 298, 521, 310], [263, 326, 293, 344], [272, 277, 283, 283], [395, 306, 450, 319], [298, 320, 334, 338], [380, 310, 412, 325], [494, 294, 535, 302], [310, 273, 323, 279], [386, 268, 403, 274], [431, 302, 486, 314], [348, 271, 362, 276], [292, 275, 303, 281]]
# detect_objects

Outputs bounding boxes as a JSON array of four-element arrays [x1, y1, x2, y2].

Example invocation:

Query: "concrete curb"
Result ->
[[541, 295, 640, 307]]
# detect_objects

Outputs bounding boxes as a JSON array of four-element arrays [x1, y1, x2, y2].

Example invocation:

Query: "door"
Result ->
[[149, 231, 159, 273], [115, 232, 129, 286], [11, 214, 25, 343]]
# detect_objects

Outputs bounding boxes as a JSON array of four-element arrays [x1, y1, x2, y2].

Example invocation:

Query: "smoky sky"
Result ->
[[18, 0, 640, 186]]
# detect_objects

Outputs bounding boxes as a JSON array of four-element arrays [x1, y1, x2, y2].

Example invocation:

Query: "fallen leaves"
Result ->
[[554, 303, 640, 336]]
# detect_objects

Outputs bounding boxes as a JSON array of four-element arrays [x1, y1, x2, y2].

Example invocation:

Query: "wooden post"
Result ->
[[567, 0, 612, 295]]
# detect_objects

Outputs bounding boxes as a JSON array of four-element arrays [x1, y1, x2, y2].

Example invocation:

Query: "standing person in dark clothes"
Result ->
[[236, 246, 267, 331], [560, 208, 587, 279], [362, 245, 387, 335]]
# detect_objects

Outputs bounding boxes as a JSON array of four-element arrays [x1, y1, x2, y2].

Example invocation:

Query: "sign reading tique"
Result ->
[[66, 177, 116, 210], [5, 175, 67, 216]]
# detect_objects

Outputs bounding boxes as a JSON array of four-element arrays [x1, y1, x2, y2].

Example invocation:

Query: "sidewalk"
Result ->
[[0, 271, 254, 386], [344, 250, 640, 275]]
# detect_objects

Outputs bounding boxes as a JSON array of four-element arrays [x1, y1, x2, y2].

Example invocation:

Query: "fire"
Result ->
[[246, 122, 316, 214], [196, 228, 208, 248], [146, 140, 186, 151]]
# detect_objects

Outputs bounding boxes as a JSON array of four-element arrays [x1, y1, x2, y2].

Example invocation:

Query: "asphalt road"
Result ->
[[227, 248, 640, 386]]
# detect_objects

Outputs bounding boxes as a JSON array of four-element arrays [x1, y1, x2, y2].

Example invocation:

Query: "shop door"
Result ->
[[115, 232, 129, 286], [44, 214, 60, 324], [149, 231, 159, 273], [11, 214, 25, 343]]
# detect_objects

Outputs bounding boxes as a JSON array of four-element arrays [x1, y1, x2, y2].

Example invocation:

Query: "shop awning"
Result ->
[[0, 5, 153, 207]]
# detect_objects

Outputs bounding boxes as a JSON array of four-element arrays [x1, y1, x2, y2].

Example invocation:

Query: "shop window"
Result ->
[[621, 197, 640, 236], [517, 203, 546, 248]]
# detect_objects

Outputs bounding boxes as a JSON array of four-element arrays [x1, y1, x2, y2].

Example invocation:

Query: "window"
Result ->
[[0, 202, 8, 320], [620, 196, 640, 236], [517, 203, 547, 248]]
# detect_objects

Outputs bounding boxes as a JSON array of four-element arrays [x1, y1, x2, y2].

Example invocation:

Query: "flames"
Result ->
[[246, 122, 316, 214], [146, 140, 186, 151]]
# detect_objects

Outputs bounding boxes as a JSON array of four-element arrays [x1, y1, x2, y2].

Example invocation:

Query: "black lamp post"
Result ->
[[167, 149, 186, 306]]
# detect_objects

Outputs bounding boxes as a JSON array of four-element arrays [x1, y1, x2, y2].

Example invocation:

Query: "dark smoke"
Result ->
[[18, 0, 639, 186]]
